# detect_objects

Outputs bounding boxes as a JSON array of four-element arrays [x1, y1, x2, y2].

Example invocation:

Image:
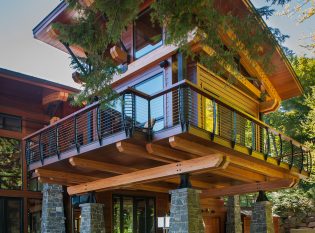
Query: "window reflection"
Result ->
[[134, 9, 163, 59], [135, 73, 164, 131], [113, 195, 156, 233], [28, 199, 42, 233]]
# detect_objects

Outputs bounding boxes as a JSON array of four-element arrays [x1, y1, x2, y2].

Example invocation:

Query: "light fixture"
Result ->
[[157, 214, 170, 233]]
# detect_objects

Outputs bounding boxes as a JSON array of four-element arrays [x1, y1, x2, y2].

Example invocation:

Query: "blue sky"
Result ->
[[0, 0, 314, 88]]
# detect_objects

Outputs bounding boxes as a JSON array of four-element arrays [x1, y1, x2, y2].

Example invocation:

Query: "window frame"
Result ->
[[134, 72, 165, 131], [133, 8, 164, 60], [0, 113, 22, 132]]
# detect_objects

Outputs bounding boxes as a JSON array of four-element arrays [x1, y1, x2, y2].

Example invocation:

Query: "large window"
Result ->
[[0, 198, 22, 233], [134, 9, 163, 59], [0, 137, 22, 190], [0, 113, 22, 132], [113, 195, 156, 233], [135, 73, 164, 131]]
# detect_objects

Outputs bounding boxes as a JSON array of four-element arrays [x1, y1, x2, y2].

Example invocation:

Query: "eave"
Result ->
[[33, 0, 304, 100], [0, 67, 79, 93]]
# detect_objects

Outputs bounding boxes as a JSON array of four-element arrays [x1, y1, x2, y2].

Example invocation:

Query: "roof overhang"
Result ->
[[33, 0, 303, 100], [0, 67, 79, 93]]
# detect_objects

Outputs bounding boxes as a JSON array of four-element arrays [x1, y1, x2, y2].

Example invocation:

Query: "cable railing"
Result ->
[[148, 80, 312, 174], [24, 80, 312, 174]]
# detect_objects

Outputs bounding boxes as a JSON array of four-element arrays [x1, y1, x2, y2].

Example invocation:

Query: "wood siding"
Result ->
[[197, 65, 259, 117]]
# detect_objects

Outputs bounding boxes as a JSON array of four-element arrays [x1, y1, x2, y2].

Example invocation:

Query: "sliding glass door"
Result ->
[[113, 195, 156, 233]]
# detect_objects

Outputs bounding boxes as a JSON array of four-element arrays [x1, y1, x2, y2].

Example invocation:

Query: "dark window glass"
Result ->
[[134, 9, 163, 59], [0, 198, 22, 233], [135, 73, 164, 131], [0, 137, 21, 190], [0, 113, 21, 132], [28, 199, 42, 233], [112, 195, 156, 233]]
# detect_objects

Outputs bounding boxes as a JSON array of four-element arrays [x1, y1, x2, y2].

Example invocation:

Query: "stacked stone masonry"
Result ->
[[226, 195, 242, 233], [80, 203, 105, 233], [169, 188, 204, 233], [250, 201, 275, 233], [41, 183, 66, 233]]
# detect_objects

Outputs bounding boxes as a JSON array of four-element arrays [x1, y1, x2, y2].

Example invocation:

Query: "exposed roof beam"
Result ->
[[67, 154, 225, 195]]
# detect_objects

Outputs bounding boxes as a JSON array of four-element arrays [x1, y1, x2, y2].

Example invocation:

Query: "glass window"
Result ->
[[0, 198, 22, 233], [0, 137, 21, 190], [28, 199, 42, 233], [113, 195, 156, 233], [134, 9, 163, 59], [0, 113, 22, 132], [135, 73, 164, 131]]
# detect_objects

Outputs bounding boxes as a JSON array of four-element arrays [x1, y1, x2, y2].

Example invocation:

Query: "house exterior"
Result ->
[[23, 0, 312, 233], [0, 68, 78, 233]]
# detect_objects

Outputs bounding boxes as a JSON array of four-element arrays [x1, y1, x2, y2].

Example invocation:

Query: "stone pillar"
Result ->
[[41, 183, 66, 233], [250, 191, 274, 233], [226, 195, 242, 233], [80, 203, 105, 233], [169, 188, 204, 233]]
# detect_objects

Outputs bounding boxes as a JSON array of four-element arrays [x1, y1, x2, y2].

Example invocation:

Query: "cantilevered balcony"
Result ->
[[24, 80, 311, 191]]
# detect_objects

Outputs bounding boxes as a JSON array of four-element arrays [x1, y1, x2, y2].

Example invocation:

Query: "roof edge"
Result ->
[[0, 67, 79, 93], [242, 0, 304, 96], [33, 1, 68, 38]]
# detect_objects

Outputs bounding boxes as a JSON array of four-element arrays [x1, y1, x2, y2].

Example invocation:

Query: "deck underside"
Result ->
[[32, 125, 305, 197]]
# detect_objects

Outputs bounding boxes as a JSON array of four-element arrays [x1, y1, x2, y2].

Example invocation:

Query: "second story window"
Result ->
[[0, 113, 22, 132], [134, 9, 163, 59]]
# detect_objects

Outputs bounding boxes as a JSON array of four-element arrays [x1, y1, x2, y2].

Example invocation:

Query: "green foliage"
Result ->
[[0, 137, 21, 189], [265, 57, 315, 219], [55, 0, 277, 105]]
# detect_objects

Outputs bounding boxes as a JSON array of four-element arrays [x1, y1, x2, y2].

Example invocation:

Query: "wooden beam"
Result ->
[[116, 141, 176, 163], [38, 176, 77, 186], [69, 157, 138, 174], [210, 165, 266, 183], [35, 169, 99, 184], [70, 157, 213, 190], [67, 154, 225, 195], [42, 92, 68, 106], [200, 178, 297, 198], [146, 143, 198, 161], [110, 46, 128, 64], [170, 136, 293, 180], [169, 136, 217, 156]]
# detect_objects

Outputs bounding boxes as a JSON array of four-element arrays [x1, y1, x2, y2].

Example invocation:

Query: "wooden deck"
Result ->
[[24, 80, 311, 196]]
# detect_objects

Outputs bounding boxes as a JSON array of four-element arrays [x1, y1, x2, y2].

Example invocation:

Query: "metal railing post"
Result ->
[[300, 146, 304, 172], [279, 134, 283, 165], [56, 125, 60, 159], [25, 139, 30, 165], [211, 99, 216, 141], [265, 128, 271, 160], [147, 99, 152, 140], [290, 140, 294, 169], [96, 105, 102, 146], [251, 122, 255, 154], [232, 111, 237, 148], [74, 115, 80, 153], [39, 133, 44, 165]]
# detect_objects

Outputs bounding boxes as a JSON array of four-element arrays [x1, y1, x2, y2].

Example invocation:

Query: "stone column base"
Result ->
[[169, 188, 204, 233], [41, 183, 66, 233], [226, 195, 242, 233], [80, 203, 105, 233], [250, 201, 274, 233]]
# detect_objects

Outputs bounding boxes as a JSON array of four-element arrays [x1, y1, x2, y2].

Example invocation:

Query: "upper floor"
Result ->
[[24, 0, 311, 196]]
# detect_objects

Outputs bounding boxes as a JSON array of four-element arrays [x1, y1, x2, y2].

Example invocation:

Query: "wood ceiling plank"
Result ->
[[69, 157, 138, 174], [116, 141, 176, 163], [200, 178, 297, 198]]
